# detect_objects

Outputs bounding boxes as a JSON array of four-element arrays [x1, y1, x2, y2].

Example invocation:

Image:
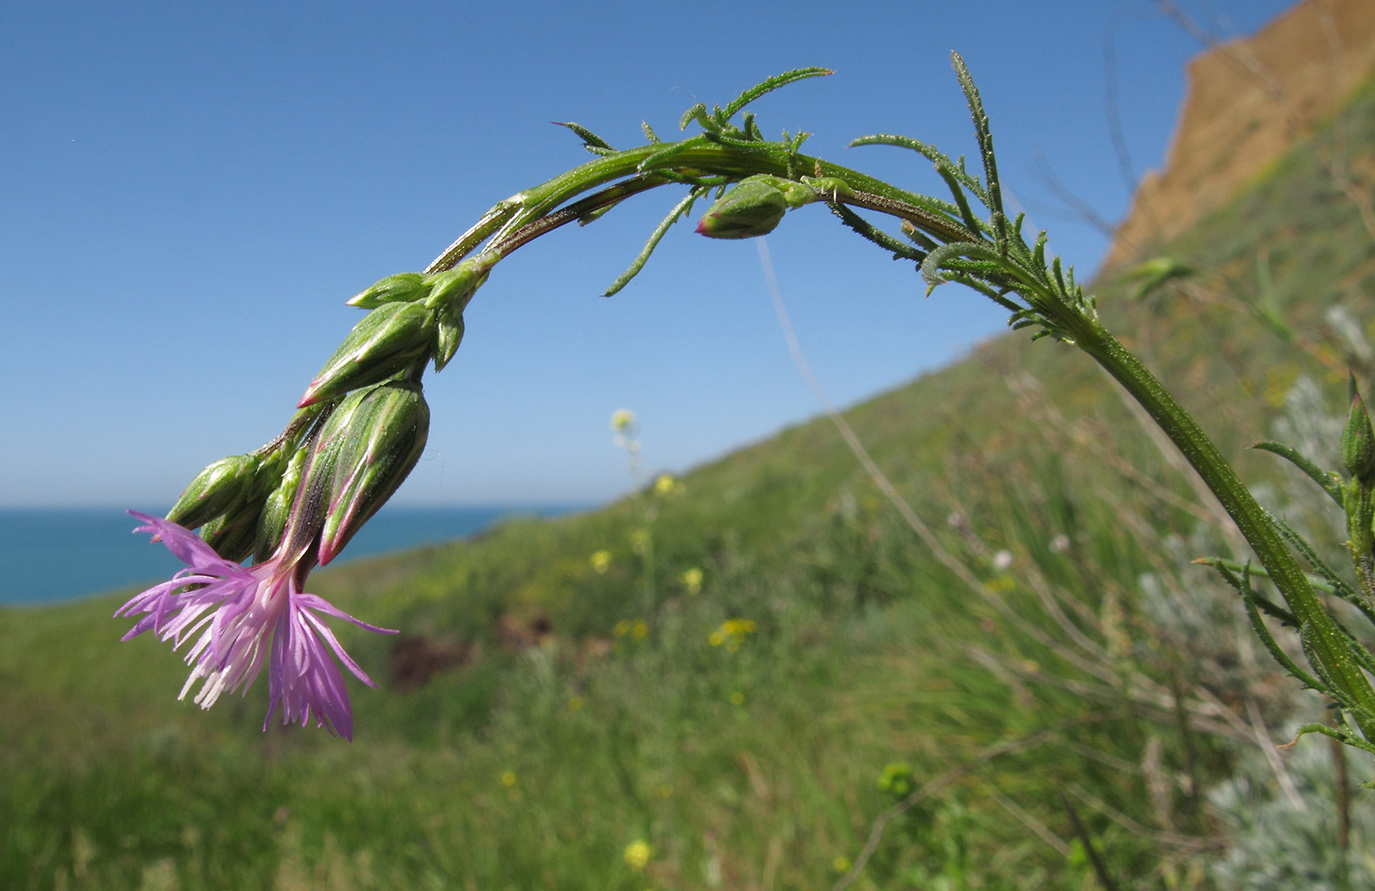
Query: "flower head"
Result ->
[[116, 511, 395, 740], [623, 839, 652, 871], [610, 409, 636, 433], [653, 473, 681, 497]]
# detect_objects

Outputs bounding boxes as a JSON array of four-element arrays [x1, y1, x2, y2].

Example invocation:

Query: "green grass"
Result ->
[[5, 76, 1375, 890]]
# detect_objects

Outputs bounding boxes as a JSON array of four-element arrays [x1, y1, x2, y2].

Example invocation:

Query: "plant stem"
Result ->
[[423, 140, 971, 273], [1076, 320, 1375, 737]]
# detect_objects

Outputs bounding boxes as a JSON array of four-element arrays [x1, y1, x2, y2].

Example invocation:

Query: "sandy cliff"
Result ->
[[1104, 0, 1375, 269]]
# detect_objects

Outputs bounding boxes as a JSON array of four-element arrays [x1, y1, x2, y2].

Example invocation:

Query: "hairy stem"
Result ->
[[423, 140, 970, 273], [1075, 320, 1375, 736]]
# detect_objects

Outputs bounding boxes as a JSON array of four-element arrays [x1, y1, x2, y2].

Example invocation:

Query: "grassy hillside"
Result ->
[[5, 77, 1375, 890]]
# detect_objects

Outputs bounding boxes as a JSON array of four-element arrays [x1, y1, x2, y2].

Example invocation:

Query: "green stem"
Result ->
[[1076, 321, 1375, 736], [423, 139, 971, 272]]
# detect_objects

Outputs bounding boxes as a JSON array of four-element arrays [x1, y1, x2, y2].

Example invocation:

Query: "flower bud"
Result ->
[[346, 272, 429, 309], [254, 445, 308, 563], [197, 507, 260, 565], [1344, 378, 1375, 488], [298, 302, 433, 407], [695, 177, 789, 239], [291, 381, 430, 566], [166, 454, 260, 530], [433, 309, 465, 372], [423, 261, 488, 314]]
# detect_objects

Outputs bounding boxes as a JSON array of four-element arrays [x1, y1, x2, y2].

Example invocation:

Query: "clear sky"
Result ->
[[2, 0, 1297, 509]]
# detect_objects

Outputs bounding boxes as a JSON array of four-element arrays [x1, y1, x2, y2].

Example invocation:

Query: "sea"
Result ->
[[0, 505, 582, 606]]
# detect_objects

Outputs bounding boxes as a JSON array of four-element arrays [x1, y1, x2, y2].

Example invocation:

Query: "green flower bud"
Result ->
[[166, 453, 260, 531], [695, 175, 831, 239], [254, 445, 308, 563], [695, 177, 789, 239], [433, 309, 465, 372], [1344, 378, 1375, 488], [198, 507, 260, 565], [288, 381, 429, 566], [346, 272, 430, 309], [298, 302, 433, 407], [423, 261, 488, 314]]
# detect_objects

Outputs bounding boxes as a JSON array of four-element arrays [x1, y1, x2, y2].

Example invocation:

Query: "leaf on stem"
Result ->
[[826, 203, 926, 264], [718, 67, 832, 123], [849, 133, 989, 204], [552, 121, 616, 154], [1281, 722, 1375, 757], [604, 191, 702, 296], [1252, 440, 1344, 505], [950, 52, 1005, 245]]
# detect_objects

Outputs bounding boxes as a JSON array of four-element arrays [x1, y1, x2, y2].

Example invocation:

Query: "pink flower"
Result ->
[[116, 511, 394, 740]]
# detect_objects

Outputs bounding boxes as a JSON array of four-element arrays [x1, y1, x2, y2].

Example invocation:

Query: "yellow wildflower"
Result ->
[[653, 473, 681, 496], [624, 839, 652, 871], [611, 409, 636, 432], [721, 619, 756, 636], [632, 619, 648, 639], [681, 567, 703, 594], [712, 618, 756, 650], [590, 550, 612, 574], [500, 771, 516, 787]]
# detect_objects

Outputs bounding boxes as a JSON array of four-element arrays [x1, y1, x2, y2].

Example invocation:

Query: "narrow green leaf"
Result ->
[[679, 103, 716, 133], [1253, 440, 1344, 505], [638, 136, 709, 173], [1227, 564, 1324, 690], [742, 112, 763, 141], [947, 273, 1022, 313], [899, 220, 938, 251], [1203, 557, 1328, 603], [719, 67, 832, 122], [1283, 722, 1375, 757], [950, 52, 1004, 243], [935, 164, 981, 235], [921, 241, 1004, 290], [849, 133, 989, 202], [827, 203, 926, 263], [604, 191, 700, 297], [552, 121, 615, 153]]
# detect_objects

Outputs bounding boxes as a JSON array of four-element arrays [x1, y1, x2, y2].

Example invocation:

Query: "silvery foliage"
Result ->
[[1210, 724, 1375, 889]]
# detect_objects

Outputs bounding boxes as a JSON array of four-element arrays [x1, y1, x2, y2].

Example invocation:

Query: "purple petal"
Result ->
[[128, 510, 240, 574], [293, 591, 398, 635], [267, 603, 354, 739], [299, 606, 376, 687]]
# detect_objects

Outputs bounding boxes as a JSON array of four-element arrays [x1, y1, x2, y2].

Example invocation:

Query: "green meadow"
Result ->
[[5, 78, 1375, 891]]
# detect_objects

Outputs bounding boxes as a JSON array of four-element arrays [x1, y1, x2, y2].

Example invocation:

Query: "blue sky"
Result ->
[[2, 0, 1297, 508]]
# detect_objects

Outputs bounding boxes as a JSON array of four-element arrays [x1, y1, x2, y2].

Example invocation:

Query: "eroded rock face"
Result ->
[[1106, 0, 1375, 269]]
